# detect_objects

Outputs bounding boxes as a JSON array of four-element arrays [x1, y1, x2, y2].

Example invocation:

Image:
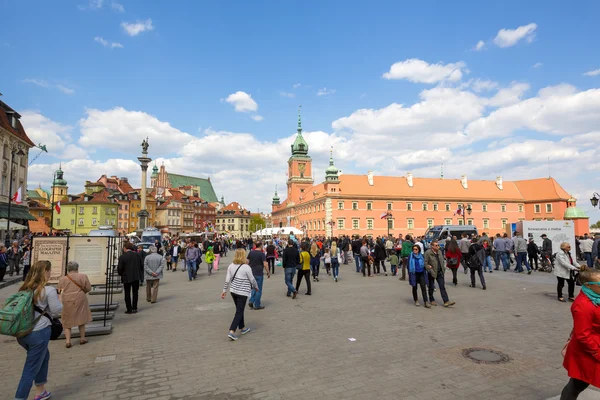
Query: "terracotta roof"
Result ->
[[29, 217, 50, 234], [118, 181, 134, 193], [61, 190, 115, 205], [0, 100, 35, 147], [220, 202, 250, 215], [513, 178, 572, 202]]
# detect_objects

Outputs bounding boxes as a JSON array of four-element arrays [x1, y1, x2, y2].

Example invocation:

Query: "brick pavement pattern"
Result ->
[[1, 253, 600, 400]]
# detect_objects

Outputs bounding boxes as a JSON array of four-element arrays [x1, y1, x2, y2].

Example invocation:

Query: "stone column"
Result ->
[[137, 139, 152, 231]]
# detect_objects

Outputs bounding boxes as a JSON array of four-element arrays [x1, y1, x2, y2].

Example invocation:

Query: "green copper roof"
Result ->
[[27, 190, 42, 199], [272, 187, 280, 205], [53, 167, 67, 186], [564, 206, 588, 219], [325, 148, 339, 181], [167, 173, 218, 203], [291, 108, 309, 156], [151, 164, 159, 178]]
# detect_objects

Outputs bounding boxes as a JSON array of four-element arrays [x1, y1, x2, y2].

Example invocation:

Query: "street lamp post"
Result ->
[[459, 204, 472, 225], [5, 144, 25, 247], [387, 212, 393, 237], [590, 193, 600, 208]]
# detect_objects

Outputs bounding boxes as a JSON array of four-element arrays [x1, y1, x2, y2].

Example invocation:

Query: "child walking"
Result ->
[[205, 246, 215, 276], [322, 248, 331, 276], [386, 250, 399, 277]]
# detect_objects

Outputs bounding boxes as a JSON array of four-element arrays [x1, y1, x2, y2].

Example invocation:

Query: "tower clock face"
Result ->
[[298, 163, 305, 173]]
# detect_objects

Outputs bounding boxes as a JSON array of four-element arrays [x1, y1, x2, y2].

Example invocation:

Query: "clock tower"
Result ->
[[287, 108, 313, 203]]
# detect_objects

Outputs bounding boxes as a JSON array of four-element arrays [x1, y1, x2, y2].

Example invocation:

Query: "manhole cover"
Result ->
[[462, 348, 510, 364]]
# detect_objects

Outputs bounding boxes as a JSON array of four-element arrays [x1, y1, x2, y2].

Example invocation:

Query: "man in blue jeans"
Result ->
[[351, 235, 363, 273], [282, 239, 299, 299], [248, 241, 270, 310], [513, 233, 532, 274], [185, 243, 200, 281]]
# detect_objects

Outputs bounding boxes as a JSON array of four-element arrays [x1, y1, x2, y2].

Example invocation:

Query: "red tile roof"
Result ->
[[61, 190, 115, 204], [0, 101, 35, 147]]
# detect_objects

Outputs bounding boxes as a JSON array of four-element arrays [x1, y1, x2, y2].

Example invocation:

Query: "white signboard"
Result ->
[[515, 220, 577, 260]]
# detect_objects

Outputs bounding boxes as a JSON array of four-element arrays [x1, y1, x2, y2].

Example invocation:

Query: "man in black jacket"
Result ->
[[351, 235, 363, 273], [282, 239, 299, 299], [118, 242, 142, 314]]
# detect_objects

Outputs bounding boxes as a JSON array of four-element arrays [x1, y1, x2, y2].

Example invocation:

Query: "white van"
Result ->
[[140, 227, 162, 244]]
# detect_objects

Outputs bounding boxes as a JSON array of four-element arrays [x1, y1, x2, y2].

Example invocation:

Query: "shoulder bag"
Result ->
[[66, 275, 86, 292], [33, 304, 63, 340]]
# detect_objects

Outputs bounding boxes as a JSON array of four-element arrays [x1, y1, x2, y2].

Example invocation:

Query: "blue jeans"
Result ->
[[331, 258, 340, 278], [284, 268, 296, 295], [584, 252, 593, 268], [15, 326, 51, 400], [516, 252, 531, 272], [354, 254, 362, 272], [483, 256, 493, 272], [249, 275, 264, 307], [186, 260, 197, 280]]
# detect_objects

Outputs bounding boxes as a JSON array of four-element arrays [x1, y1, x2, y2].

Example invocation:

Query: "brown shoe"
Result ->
[[80, 339, 88, 345], [430, 301, 438, 307], [444, 301, 456, 307], [292, 291, 297, 299], [66, 342, 72, 349]]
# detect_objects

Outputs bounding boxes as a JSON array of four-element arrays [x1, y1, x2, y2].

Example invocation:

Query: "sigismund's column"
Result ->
[[137, 138, 152, 230]]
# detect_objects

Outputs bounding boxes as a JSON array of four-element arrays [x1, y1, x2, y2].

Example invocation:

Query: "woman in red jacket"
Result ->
[[444, 239, 462, 286], [560, 265, 600, 399]]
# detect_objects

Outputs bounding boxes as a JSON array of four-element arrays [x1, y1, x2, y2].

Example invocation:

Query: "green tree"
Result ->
[[249, 214, 266, 233], [591, 220, 600, 229]]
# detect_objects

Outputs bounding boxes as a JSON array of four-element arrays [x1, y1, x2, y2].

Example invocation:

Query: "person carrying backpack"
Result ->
[[468, 242, 487, 290], [8, 260, 62, 400]]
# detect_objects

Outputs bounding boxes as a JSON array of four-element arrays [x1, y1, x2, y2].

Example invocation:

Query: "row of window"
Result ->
[[56, 218, 116, 227], [219, 225, 249, 231], [70, 207, 118, 215], [330, 202, 555, 213], [302, 218, 514, 231]]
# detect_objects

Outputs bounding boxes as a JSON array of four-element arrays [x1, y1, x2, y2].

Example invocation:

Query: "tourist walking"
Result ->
[[144, 246, 165, 304], [527, 238, 540, 271], [468, 242, 487, 290], [386, 250, 399, 276], [579, 236, 594, 268], [205, 246, 215, 276], [352, 235, 363, 273], [330, 241, 340, 282], [322, 247, 332, 276], [248, 241, 269, 310], [559, 265, 600, 399], [282, 239, 300, 298], [117, 242, 142, 314], [185, 242, 200, 281], [7, 240, 22, 276], [482, 239, 494, 273], [459, 233, 471, 274], [361, 240, 372, 277], [0, 244, 7, 282], [555, 242, 580, 302], [400, 236, 413, 281], [444, 239, 462, 286], [408, 245, 429, 307], [514, 233, 532, 274], [170, 241, 182, 271], [424, 240, 455, 307], [57, 261, 92, 348], [296, 242, 312, 294], [21, 243, 31, 281], [374, 239, 388, 276], [221, 248, 259, 341], [310, 242, 320, 282], [266, 241, 277, 275], [213, 240, 221, 271], [14, 260, 62, 400]]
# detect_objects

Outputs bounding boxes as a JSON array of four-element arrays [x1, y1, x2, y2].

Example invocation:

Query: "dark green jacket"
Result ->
[[401, 241, 413, 258]]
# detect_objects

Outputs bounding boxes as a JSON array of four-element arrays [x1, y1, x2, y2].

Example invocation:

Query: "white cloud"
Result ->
[[280, 92, 295, 98], [293, 83, 301, 88], [473, 40, 485, 51], [94, 36, 124, 49], [251, 115, 264, 122], [224, 91, 258, 112], [78, 0, 104, 10], [493, 23, 537, 48], [583, 68, 600, 77], [78, 107, 193, 152], [317, 87, 336, 96], [110, 1, 124, 12], [382, 58, 466, 83], [463, 78, 499, 92], [532, 62, 543, 69], [23, 79, 74, 95], [121, 19, 154, 36], [485, 82, 530, 107]]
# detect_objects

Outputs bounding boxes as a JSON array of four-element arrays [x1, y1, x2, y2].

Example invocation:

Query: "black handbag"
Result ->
[[34, 305, 63, 340]]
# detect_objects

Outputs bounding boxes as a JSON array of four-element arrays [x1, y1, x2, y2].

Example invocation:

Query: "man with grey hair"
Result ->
[[144, 246, 166, 303], [7, 240, 22, 276]]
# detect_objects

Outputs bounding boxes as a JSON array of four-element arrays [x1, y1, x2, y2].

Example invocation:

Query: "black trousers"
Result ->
[[428, 273, 449, 303], [373, 260, 387, 274], [412, 272, 428, 302], [0, 267, 5, 282], [557, 277, 575, 299], [560, 378, 589, 400], [123, 281, 140, 312], [470, 266, 486, 287], [361, 257, 371, 276], [450, 268, 458, 285], [461, 252, 470, 271], [296, 269, 311, 293], [229, 293, 247, 332], [267, 258, 275, 274], [528, 253, 539, 270]]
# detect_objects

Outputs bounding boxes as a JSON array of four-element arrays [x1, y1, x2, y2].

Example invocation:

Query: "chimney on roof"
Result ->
[[496, 176, 503, 190], [367, 171, 374, 186], [120, 177, 128, 182], [407, 172, 413, 187], [461, 174, 468, 189]]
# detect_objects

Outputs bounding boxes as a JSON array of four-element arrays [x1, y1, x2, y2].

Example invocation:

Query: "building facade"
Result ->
[[151, 164, 219, 203], [216, 202, 251, 239], [272, 115, 586, 237]]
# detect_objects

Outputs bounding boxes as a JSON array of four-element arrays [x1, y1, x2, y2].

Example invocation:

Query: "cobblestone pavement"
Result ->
[[2, 253, 600, 400]]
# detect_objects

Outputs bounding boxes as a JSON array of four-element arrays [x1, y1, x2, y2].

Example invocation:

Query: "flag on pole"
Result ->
[[454, 207, 462, 216], [11, 187, 22, 204], [55, 201, 61, 214], [380, 211, 390, 219]]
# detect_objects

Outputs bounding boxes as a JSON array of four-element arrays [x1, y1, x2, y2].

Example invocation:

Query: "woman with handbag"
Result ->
[[330, 241, 340, 282], [555, 242, 581, 302], [15, 260, 62, 400], [57, 261, 93, 348], [445, 239, 462, 286], [560, 265, 600, 399]]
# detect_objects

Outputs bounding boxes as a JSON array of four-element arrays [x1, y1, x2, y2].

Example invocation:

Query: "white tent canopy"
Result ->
[[253, 227, 303, 236], [0, 219, 27, 231]]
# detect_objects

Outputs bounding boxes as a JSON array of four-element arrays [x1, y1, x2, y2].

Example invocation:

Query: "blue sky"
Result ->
[[2, 0, 600, 220]]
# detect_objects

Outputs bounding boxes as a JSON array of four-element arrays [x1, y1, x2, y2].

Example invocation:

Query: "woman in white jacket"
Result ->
[[554, 242, 580, 302]]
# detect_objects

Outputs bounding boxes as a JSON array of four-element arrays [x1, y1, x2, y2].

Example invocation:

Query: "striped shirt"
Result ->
[[222, 263, 258, 297]]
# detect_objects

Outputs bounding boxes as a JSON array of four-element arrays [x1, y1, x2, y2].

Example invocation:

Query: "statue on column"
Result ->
[[141, 138, 149, 154]]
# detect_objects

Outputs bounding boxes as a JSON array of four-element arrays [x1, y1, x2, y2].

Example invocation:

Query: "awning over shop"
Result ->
[[0, 204, 37, 221]]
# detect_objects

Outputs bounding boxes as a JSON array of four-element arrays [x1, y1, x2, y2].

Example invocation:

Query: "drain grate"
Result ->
[[462, 348, 510, 364]]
